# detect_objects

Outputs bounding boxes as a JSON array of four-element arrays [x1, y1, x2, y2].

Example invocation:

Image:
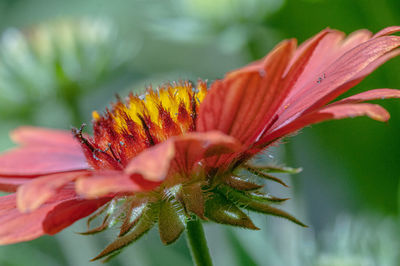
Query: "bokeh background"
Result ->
[[0, 0, 399, 265]]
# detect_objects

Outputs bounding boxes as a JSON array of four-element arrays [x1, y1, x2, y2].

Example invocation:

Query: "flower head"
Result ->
[[1, 26, 400, 261]]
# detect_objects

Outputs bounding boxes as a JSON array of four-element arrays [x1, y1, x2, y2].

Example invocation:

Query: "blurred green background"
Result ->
[[0, 0, 399, 265]]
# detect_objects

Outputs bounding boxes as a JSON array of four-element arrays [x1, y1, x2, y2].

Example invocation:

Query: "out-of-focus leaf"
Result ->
[[0, 18, 137, 125]]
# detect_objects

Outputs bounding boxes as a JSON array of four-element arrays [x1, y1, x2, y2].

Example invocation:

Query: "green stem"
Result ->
[[186, 219, 213, 266]]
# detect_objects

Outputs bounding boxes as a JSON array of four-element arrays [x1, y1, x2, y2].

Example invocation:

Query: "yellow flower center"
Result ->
[[74, 81, 208, 170]]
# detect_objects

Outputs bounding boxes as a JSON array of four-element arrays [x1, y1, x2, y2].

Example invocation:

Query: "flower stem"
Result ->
[[186, 218, 213, 266]]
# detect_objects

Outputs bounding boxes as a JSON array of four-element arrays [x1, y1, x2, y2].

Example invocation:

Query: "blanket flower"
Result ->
[[1, 26, 400, 261]]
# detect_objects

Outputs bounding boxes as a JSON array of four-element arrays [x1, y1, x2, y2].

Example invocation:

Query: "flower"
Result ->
[[1, 26, 400, 261]]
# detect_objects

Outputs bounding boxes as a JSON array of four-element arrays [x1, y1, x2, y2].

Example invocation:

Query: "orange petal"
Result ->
[[332, 88, 400, 105], [0, 127, 88, 177], [316, 103, 389, 121], [302, 48, 400, 114], [42, 197, 110, 235], [75, 141, 176, 198], [352, 48, 400, 80], [0, 194, 55, 244], [197, 40, 296, 145], [0, 177, 31, 192], [11, 127, 80, 149], [245, 30, 331, 142], [76, 131, 240, 198], [0, 146, 88, 177], [17, 171, 89, 212], [125, 140, 175, 182], [274, 31, 400, 128], [0, 190, 109, 244], [373, 26, 400, 38], [279, 29, 370, 112], [127, 131, 241, 179], [75, 171, 145, 198], [261, 103, 390, 145], [172, 131, 241, 173]]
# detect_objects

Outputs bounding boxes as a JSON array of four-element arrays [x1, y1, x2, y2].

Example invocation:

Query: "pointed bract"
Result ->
[[92, 205, 158, 261], [159, 200, 185, 245], [205, 193, 259, 230]]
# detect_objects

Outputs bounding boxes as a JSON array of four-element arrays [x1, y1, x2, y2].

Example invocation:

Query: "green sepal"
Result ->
[[224, 175, 263, 191], [91, 203, 159, 262], [246, 163, 302, 174], [244, 202, 307, 227], [159, 200, 185, 245], [177, 182, 206, 219], [246, 192, 289, 203], [86, 202, 110, 229], [204, 192, 259, 230], [244, 167, 288, 187], [119, 200, 147, 237], [219, 185, 288, 204], [219, 185, 305, 227], [78, 214, 110, 235]]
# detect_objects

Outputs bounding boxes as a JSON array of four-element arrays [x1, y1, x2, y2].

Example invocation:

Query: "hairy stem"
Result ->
[[186, 219, 213, 266]]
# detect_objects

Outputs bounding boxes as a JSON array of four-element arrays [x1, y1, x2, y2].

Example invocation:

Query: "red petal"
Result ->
[[11, 127, 80, 149], [0, 146, 88, 177], [0, 194, 55, 244], [127, 131, 240, 179], [352, 48, 400, 80], [315, 103, 389, 121], [0, 177, 31, 192], [0, 127, 88, 177], [261, 103, 389, 144], [373, 26, 400, 38], [125, 140, 176, 182], [280, 29, 371, 111], [75, 140, 176, 198], [299, 48, 400, 115], [172, 131, 241, 173], [332, 88, 400, 105], [42, 197, 110, 235], [0, 190, 109, 244], [197, 40, 296, 145], [75, 171, 144, 198], [17, 171, 89, 212], [76, 131, 240, 198], [247, 30, 331, 142], [274, 33, 400, 129]]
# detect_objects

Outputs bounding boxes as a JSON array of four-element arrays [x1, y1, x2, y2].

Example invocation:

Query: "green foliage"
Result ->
[[0, 17, 133, 126]]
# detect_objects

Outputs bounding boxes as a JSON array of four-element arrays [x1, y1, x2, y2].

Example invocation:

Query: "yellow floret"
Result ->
[[106, 81, 208, 134]]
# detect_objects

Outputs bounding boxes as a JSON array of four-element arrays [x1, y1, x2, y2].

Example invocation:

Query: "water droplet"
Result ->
[[316, 73, 326, 84], [202, 141, 211, 148]]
